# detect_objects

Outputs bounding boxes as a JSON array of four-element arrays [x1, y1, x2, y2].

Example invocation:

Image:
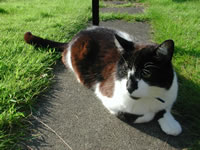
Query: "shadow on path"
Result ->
[[24, 59, 198, 150]]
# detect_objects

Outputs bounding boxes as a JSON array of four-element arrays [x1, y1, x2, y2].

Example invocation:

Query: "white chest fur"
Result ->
[[95, 72, 178, 116]]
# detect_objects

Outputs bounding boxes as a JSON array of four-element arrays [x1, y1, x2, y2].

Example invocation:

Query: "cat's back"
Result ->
[[65, 27, 121, 88], [73, 26, 116, 48]]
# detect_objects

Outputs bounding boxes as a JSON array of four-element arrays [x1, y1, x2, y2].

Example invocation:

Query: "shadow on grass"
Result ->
[[0, 8, 8, 14], [172, 0, 199, 3]]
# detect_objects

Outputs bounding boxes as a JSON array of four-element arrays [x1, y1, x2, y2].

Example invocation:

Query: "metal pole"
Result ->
[[92, 0, 99, 26]]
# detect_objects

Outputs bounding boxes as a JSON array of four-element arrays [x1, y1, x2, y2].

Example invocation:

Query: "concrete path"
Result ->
[[25, 1, 193, 150], [100, 20, 151, 42], [100, 1, 143, 14], [100, 7, 143, 14]]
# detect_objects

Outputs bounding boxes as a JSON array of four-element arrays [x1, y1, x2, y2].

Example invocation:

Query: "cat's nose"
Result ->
[[126, 78, 138, 94], [127, 86, 134, 94], [127, 80, 134, 94]]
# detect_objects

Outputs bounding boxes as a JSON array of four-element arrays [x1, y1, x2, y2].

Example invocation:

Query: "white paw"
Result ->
[[134, 113, 155, 123], [158, 113, 182, 136]]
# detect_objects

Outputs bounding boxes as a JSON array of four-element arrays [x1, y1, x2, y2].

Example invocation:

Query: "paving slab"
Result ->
[[103, 1, 129, 5], [100, 20, 151, 42], [100, 7, 143, 14]]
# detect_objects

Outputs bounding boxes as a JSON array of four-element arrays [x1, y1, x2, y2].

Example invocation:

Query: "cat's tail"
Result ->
[[24, 32, 67, 52]]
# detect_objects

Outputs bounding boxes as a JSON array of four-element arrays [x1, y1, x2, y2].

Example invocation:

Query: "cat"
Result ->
[[24, 26, 182, 136]]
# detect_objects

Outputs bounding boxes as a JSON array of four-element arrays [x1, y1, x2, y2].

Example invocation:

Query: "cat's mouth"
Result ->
[[130, 95, 140, 100]]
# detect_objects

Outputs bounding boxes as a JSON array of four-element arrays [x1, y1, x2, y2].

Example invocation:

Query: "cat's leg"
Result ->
[[158, 110, 182, 136], [102, 100, 123, 115], [134, 112, 155, 123]]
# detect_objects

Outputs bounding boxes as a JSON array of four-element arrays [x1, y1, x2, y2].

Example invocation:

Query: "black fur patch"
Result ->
[[114, 33, 134, 51], [117, 112, 143, 123], [154, 110, 166, 120], [156, 97, 165, 103]]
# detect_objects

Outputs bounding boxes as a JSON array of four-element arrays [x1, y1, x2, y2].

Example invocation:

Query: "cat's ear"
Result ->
[[156, 40, 174, 61], [114, 33, 134, 51]]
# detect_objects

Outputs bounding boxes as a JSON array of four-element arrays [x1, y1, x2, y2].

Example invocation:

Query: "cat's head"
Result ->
[[115, 34, 175, 100]]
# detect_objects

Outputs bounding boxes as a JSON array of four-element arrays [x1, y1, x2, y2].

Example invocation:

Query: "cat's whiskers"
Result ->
[[142, 69, 151, 74], [119, 52, 129, 68], [144, 62, 154, 66], [144, 62, 160, 69], [145, 65, 160, 69]]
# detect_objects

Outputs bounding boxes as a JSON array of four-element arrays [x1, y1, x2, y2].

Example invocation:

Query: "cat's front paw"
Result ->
[[158, 112, 182, 136]]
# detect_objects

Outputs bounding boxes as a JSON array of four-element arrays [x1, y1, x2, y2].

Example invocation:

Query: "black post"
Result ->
[[92, 0, 99, 26]]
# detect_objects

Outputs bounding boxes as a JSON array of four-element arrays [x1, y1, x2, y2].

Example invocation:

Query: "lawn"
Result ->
[[0, 0, 90, 149]]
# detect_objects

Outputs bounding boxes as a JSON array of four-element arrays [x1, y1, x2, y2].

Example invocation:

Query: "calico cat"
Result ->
[[24, 26, 182, 136]]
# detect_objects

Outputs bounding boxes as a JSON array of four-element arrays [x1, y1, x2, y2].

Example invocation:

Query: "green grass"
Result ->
[[0, 0, 90, 149], [100, 12, 149, 22], [100, 1, 135, 8]]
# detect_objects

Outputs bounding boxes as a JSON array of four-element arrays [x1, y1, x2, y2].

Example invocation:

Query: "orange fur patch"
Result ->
[[100, 64, 116, 97], [62, 49, 68, 67]]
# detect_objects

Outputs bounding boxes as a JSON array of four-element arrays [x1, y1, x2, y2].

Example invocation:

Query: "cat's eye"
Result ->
[[142, 69, 151, 78]]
